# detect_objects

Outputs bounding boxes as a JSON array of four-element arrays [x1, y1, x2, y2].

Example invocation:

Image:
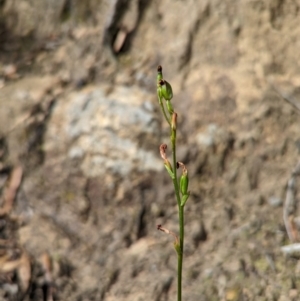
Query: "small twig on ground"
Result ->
[[17, 251, 31, 294], [283, 161, 300, 243], [0, 166, 23, 216], [40, 252, 54, 301], [269, 81, 300, 114], [281, 243, 300, 256]]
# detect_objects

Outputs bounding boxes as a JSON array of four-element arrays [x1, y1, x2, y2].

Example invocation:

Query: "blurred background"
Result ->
[[1, 0, 300, 300]]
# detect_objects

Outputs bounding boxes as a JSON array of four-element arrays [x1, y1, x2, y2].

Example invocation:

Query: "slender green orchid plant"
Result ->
[[156, 65, 190, 301]]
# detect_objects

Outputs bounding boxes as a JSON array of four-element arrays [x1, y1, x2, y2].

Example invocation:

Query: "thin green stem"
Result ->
[[159, 98, 171, 126], [171, 128, 184, 301], [178, 206, 184, 301], [157, 66, 186, 301]]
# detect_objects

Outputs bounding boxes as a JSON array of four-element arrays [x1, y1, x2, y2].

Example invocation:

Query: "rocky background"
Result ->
[[1, 0, 300, 300]]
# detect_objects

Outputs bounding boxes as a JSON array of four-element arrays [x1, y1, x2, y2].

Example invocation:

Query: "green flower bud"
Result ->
[[180, 171, 189, 196], [179, 161, 190, 206], [159, 79, 173, 101]]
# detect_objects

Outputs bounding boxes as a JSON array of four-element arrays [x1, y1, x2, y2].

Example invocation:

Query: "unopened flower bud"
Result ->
[[178, 162, 189, 196], [160, 144, 174, 179], [180, 172, 189, 196], [158, 79, 173, 101]]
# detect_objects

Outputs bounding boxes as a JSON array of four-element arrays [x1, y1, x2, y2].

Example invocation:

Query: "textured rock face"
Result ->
[[45, 85, 162, 177], [1, 0, 300, 300], [1, 0, 112, 38]]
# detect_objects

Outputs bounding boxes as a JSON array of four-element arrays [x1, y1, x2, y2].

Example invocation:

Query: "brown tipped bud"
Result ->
[[177, 162, 187, 174], [157, 65, 162, 72], [157, 224, 180, 254], [157, 224, 170, 234], [159, 144, 168, 161], [178, 162, 189, 196], [171, 113, 177, 130], [160, 144, 174, 177]]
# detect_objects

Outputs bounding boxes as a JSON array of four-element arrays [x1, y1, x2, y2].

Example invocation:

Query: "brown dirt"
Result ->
[[1, 1, 300, 300]]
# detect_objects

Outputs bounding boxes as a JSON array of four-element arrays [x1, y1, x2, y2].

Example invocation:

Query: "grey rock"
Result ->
[[268, 196, 283, 208], [196, 123, 228, 148], [45, 85, 162, 177]]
